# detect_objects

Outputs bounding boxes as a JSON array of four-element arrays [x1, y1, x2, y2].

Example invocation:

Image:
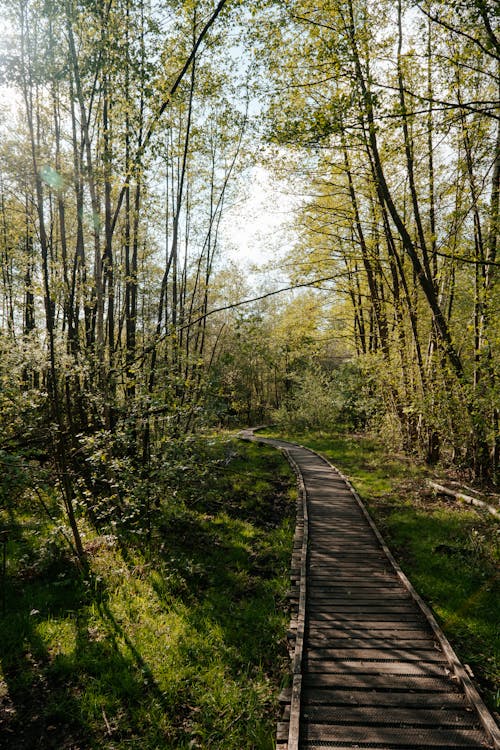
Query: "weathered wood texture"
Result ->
[[428, 480, 500, 519], [240, 432, 500, 750]]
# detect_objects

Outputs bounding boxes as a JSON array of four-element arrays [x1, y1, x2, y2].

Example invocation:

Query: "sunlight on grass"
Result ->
[[0, 437, 295, 748]]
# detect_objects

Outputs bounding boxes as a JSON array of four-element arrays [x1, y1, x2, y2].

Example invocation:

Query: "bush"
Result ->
[[273, 369, 337, 432], [273, 362, 377, 433]]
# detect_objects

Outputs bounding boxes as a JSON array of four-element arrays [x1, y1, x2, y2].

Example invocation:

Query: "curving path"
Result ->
[[240, 432, 500, 750]]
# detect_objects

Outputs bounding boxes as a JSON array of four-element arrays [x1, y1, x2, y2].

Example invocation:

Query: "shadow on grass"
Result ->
[[149, 505, 290, 661], [0, 438, 295, 749], [0, 546, 173, 749], [0, 537, 92, 749]]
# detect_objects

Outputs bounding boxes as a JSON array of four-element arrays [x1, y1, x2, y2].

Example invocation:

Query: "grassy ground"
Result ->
[[262, 428, 500, 713], [0, 437, 296, 749]]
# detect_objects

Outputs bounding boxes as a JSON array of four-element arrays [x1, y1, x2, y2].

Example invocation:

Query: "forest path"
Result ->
[[239, 431, 500, 750]]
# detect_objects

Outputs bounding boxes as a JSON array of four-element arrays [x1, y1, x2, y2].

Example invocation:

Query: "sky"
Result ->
[[220, 164, 300, 274]]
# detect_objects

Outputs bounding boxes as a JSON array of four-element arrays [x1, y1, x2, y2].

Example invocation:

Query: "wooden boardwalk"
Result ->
[[241, 433, 500, 750]]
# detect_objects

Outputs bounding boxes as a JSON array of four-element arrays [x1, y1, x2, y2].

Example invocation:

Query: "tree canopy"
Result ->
[[0, 0, 498, 562]]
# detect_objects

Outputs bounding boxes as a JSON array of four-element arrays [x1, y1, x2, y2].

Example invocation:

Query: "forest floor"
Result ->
[[262, 428, 500, 715], [0, 437, 296, 750]]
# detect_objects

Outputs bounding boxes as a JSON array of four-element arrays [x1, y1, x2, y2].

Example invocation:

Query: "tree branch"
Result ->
[[414, 2, 500, 62], [110, 0, 230, 236]]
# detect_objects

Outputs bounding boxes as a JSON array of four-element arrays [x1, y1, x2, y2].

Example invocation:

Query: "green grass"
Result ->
[[0, 437, 296, 749], [262, 427, 500, 711]]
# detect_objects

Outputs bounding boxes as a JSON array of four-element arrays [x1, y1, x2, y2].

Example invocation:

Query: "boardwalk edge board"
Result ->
[[307, 444, 500, 750], [238, 430, 308, 750], [280, 447, 308, 750]]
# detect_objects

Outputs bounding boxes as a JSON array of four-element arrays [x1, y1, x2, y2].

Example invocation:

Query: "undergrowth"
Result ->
[[0, 437, 296, 749]]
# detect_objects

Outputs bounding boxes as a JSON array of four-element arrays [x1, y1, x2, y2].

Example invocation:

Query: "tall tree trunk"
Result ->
[[20, 2, 85, 560], [345, 0, 463, 379]]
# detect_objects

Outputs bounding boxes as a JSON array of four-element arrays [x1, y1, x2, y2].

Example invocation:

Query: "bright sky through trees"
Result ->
[[221, 163, 299, 270]]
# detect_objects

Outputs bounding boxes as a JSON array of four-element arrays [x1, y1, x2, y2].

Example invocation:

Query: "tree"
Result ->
[[260, 0, 499, 480], [0, 0, 240, 556]]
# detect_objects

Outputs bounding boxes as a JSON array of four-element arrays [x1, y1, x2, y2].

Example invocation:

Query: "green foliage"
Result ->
[[274, 361, 377, 433], [0, 451, 31, 509], [331, 361, 379, 429], [257, 0, 499, 482], [274, 368, 338, 432]]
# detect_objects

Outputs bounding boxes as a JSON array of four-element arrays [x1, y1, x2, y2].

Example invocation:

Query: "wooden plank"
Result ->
[[307, 622, 432, 635], [301, 724, 487, 746], [287, 674, 301, 750], [276, 721, 289, 742], [308, 585, 408, 594], [309, 573, 398, 581], [308, 575, 397, 583], [307, 604, 419, 613], [310, 540, 381, 547], [278, 687, 292, 703], [308, 612, 426, 623], [301, 705, 479, 727], [306, 647, 447, 662], [303, 673, 461, 691], [309, 551, 386, 559], [306, 636, 437, 649], [301, 747, 485, 750], [308, 596, 413, 605], [304, 660, 449, 676], [302, 689, 466, 708]]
